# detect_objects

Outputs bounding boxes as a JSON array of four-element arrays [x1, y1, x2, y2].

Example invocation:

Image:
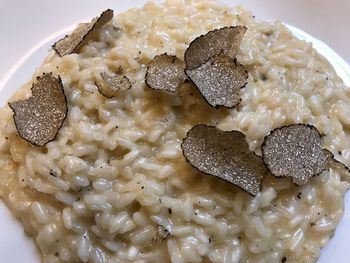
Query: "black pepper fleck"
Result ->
[[281, 257, 287, 263], [297, 192, 302, 199], [50, 170, 57, 177], [168, 208, 172, 214]]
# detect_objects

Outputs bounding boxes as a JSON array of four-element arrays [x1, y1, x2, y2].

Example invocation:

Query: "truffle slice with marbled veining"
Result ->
[[9, 73, 67, 146], [185, 54, 247, 108], [181, 124, 267, 196], [262, 124, 327, 185], [146, 54, 186, 93], [53, 9, 113, 56], [185, 26, 247, 69]]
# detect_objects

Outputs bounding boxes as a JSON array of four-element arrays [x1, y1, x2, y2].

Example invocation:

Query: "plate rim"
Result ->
[[0, 22, 349, 263]]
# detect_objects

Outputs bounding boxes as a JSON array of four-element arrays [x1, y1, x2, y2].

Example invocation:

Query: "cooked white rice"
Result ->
[[1, 0, 350, 262]]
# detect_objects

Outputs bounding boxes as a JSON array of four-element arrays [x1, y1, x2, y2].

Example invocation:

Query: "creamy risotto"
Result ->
[[1, 0, 350, 262]]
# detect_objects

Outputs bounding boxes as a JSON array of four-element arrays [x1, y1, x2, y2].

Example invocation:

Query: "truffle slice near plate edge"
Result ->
[[146, 54, 187, 93], [97, 72, 131, 98], [181, 124, 267, 196], [185, 54, 248, 108], [185, 26, 247, 69], [262, 124, 327, 185], [8, 73, 68, 147], [53, 9, 113, 56]]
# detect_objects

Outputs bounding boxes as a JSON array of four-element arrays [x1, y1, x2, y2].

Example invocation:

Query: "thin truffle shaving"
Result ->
[[185, 54, 248, 108], [97, 72, 131, 98], [53, 9, 113, 56], [8, 73, 67, 147], [145, 54, 187, 93], [262, 124, 327, 185], [181, 125, 267, 196], [185, 26, 247, 69], [323, 149, 350, 183]]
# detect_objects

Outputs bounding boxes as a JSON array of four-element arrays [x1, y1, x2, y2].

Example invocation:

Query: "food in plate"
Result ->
[[0, 0, 350, 262]]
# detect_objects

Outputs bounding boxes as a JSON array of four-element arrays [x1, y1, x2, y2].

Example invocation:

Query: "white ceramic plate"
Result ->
[[0, 1, 349, 262]]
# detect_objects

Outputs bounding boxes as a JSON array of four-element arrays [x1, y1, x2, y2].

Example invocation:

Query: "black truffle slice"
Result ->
[[8, 73, 67, 147], [53, 9, 113, 56], [185, 54, 248, 108], [261, 124, 327, 185], [145, 54, 187, 93], [323, 149, 350, 182], [185, 26, 247, 70], [181, 124, 267, 196], [97, 72, 131, 98]]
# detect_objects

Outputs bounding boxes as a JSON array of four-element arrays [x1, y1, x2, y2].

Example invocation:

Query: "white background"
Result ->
[[0, 0, 349, 262]]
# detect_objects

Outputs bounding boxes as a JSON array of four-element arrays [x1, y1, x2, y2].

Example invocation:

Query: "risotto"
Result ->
[[1, 0, 350, 262]]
